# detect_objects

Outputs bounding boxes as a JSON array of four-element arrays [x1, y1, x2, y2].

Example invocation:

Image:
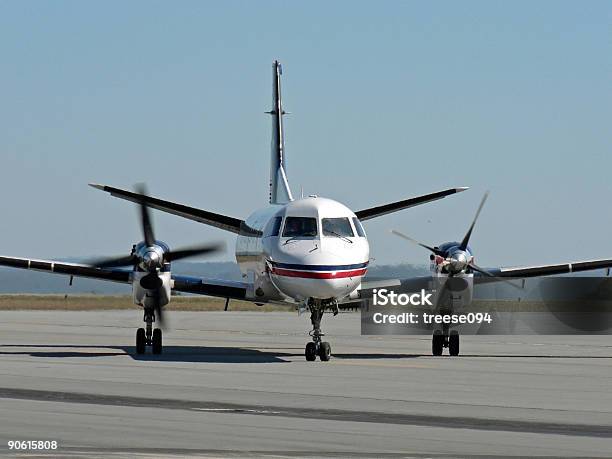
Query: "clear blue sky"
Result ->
[[0, 1, 611, 267]]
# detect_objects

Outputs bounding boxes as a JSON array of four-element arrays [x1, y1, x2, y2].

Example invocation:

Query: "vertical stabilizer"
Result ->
[[268, 60, 294, 204]]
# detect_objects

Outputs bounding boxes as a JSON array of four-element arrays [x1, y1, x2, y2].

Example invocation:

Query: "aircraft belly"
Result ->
[[270, 274, 362, 301]]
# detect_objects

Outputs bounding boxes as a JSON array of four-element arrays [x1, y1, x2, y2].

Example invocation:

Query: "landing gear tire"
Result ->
[[136, 328, 146, 354], [305, 342, 317, 361], [432, 330, 443, 356], [152, 328, 163, 354], [449, 330, 460, 356], [318, 342, 331, 361]]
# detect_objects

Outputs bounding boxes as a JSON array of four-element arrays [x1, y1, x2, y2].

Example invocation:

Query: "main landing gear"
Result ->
[[432, 324, 460, 356], [305, 300, 335, 361], [135, 309, 163, 355]]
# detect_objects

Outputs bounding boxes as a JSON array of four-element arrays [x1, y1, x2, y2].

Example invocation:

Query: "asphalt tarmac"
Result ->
[[1, 310, 611, 458]]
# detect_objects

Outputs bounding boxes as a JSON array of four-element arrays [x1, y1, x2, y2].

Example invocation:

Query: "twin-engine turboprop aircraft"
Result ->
[[1, 61, 612, 360]]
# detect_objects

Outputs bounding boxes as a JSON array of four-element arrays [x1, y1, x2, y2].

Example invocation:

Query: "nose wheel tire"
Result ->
[[449, 330, 460, 356], [318, 342, 331, 361], [305, 342, 317, 361], [136, 328, 146, 354], [152, 328, 163, 354], [432, 330, 443, 356]]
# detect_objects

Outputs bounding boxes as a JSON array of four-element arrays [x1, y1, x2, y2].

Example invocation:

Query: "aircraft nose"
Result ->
[[269, 256, 367, 300]]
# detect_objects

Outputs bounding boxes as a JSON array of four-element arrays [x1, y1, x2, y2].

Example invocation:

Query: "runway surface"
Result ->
[[1, 310, 612, 458]]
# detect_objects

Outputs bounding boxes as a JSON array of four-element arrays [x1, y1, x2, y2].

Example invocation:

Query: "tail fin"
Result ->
[[267, 60, 293, 204]]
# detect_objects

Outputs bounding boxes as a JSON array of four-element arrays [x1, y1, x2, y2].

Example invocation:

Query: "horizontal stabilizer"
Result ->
[[355, 187, 468, 221], [90, 184, 258, 235]]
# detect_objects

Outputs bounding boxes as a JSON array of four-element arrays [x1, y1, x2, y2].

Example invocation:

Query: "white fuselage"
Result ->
[[235, 197, 370, 304]]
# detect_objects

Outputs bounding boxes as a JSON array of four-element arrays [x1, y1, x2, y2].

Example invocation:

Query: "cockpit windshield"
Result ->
[[322, 218, 354, 238], [282, 217, 318, 238], [352, 217, 366, 237], [263, 216, 283, 237]]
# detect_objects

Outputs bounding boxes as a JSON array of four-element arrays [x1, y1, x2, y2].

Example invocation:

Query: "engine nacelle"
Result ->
[[132, 271, 172, 310], [432, 274, 474, 312]]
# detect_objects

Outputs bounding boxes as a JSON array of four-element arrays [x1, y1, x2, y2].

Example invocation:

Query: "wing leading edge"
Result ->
[[355, 187, 469, 221], [89, 184, 261, 236]]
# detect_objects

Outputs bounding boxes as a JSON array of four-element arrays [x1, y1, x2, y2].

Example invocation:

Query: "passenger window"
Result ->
[[282, 217, 318, 237], [352, 217, 366, 237], [264, 216, 283, 237], [322, 218, 354, 238]]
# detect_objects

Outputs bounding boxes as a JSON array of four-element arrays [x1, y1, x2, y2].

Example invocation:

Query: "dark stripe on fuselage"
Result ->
[[269, 261, 369, 271]]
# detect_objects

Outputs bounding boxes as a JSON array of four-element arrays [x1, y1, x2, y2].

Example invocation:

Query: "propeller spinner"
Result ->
[[391, 192, 493, 277]]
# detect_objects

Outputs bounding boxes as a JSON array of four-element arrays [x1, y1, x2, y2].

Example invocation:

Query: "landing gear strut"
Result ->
[[432, 322, 460, 356], [305, 299, 333, 361], [135, 309, 163, 355]]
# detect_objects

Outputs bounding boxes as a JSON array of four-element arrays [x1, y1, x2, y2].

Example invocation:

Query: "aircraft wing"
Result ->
[[479, 259, 612, 279], [0, 255, 132, 283], [171, 275, 248, 299], [356, 258, 612, 299], [355, 187, 468, 221], [0, 255, 250, 300], [89, 184, 260, 236]]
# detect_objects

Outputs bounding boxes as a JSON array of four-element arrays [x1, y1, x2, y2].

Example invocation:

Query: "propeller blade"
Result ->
[[469, 262, 522, 289], [459, 191, 489, 251], [134, 183, 156, 247], [149, 288, 165, 328], [390, 230, 444, 256], [89, 254, 138, 268], [468, 262, 495, 277], [156, 301, 164, 327], [164, 242, 225, 263], [432, 277, 450, 310]]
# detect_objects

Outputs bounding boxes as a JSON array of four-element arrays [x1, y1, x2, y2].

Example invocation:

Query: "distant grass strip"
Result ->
[[0, 295, 293, 312]]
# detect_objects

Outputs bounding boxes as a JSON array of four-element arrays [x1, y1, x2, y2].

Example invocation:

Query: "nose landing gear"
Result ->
[[304, 299, 335, 361], [135, 309, 163, 355]]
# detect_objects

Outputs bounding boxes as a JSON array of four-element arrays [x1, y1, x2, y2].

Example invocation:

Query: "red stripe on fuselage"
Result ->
[[271, 267, 367, 279]]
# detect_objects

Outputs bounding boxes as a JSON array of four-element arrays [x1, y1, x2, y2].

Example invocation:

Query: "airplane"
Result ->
[[0, 61, 468, 359], [1, 60, 611, 361], [391, 192, 612, 356]]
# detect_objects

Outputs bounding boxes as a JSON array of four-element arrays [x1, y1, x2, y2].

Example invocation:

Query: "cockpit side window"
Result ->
[[282, 217, 318, 238], [322, 217, 354, 238], [352, 217, 366, 237], [263, 216, 283, 237]]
